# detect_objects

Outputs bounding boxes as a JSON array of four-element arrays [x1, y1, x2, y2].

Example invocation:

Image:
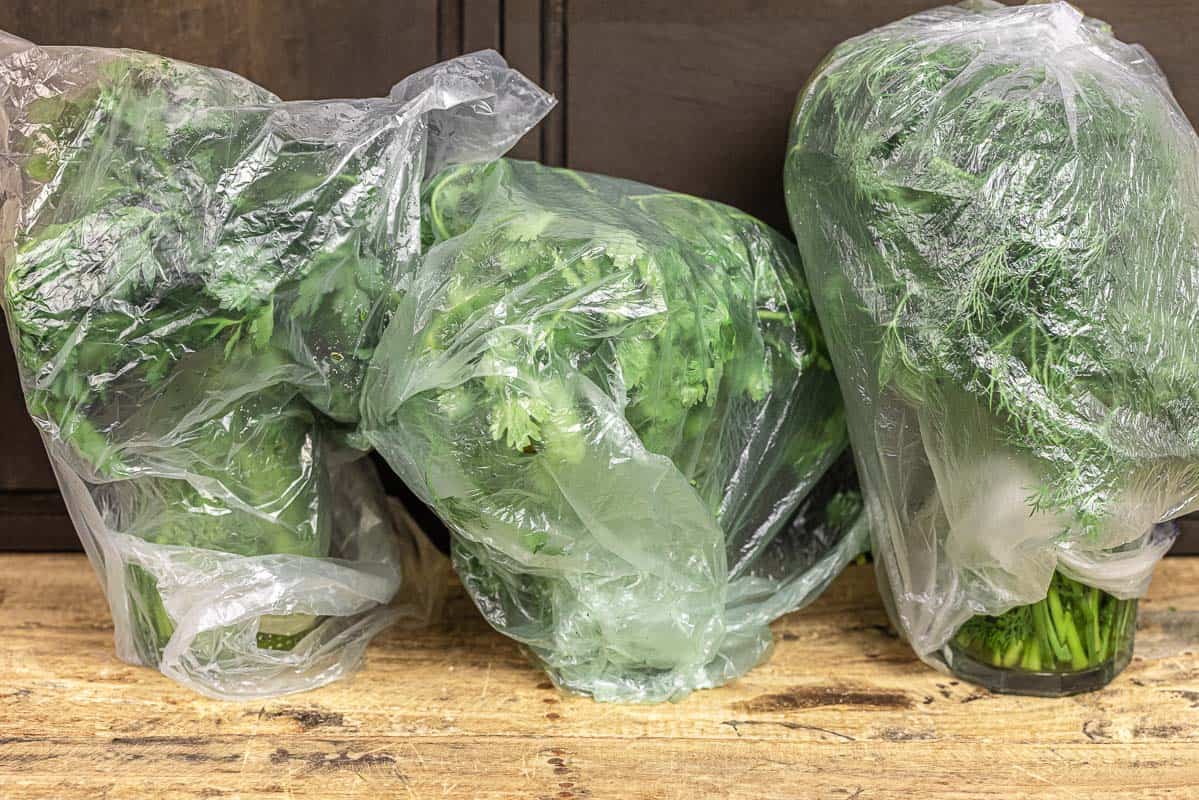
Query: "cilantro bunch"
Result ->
[[0, 39, 560, 697], [1, 48, 412, 674], [364, 159, 862, 702], [785, 1, 1199, 667]]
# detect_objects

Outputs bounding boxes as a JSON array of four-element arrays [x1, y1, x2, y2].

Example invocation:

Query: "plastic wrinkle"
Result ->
[[363, 159, 865, 702], [0, 35, 547, 698], [786, 1, 1199, 666]]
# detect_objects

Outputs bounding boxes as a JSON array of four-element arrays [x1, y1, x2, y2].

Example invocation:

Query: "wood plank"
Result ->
[[1176, 519, 1199, 555], [539, 0, 568, 166], [502, 0, 546, 161], [0, 318, 55, 491], [437, 0, 463, 62], [0, 0, 441, 100], [1, 555, 1197, 798], [0, 493, 76, 550], [462, 0, 502, 54]]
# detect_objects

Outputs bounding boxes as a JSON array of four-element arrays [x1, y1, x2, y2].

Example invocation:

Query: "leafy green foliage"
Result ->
[[953, 572, 1136, 672], [365, 158, 856, 700], [2, 51, 405, 658], [404, 160, 844, 490], [6, 53, 408, 447], [787, 5, 1199, 538]]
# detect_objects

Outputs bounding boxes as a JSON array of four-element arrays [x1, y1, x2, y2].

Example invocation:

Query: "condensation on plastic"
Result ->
[[362, 158, 866, 702], [0, 31, 549, 698], [785, 1, 1197, 669]]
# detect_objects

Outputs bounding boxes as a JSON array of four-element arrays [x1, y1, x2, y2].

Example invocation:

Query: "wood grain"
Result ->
[[1, 555, 1197, 799]]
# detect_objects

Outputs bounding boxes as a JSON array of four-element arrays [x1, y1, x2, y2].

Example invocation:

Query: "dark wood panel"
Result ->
[[0, 492, 77, 550], [1174, 522, 1199, 555], [0, 316, 56, 491], [502, 0, 545, 161], [0, 0, 441, 100], [462, 0, 501, 54], [539, 0, 568, 166], [3, 0, 1199, 553]]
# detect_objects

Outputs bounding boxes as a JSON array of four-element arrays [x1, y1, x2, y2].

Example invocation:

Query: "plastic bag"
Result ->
[[785, 0, 1197, 679], [363, 159, 865, 702], [0, 32, 550, 698]]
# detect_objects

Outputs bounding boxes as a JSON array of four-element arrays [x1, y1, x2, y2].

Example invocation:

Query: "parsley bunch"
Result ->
[[364, 159, 862, 701]]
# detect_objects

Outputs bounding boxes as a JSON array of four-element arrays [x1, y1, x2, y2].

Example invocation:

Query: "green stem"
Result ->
[[1046, 584, 1087, 669], [1001, 638, 1023, 668], [952, 572, 1137, 675], [1085, 587, 1101, 659], [1035, 598, 1070, 663], [1020, 636, 1041, 671], [1059, 613, 1089, 671]]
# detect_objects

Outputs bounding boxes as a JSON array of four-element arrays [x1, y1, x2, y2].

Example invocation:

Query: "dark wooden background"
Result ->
[[1, 0, 1195, 551]]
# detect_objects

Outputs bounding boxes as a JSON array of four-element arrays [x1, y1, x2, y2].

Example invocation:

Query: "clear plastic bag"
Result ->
[[786, 1, 1197, 688], [0, 32, 549, 698], [363, 159, 865, 702]]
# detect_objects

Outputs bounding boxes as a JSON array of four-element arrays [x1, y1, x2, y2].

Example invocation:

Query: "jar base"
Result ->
[[943, 642, 1133, 697]]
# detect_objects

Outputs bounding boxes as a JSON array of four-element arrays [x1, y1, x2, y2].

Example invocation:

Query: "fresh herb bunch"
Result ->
[[2, 51, 407, 660], [6, 53, 408, 450], [953, 572, 1136, 673], [364, 158, 860, 701], [785, 2, 1199, 663]]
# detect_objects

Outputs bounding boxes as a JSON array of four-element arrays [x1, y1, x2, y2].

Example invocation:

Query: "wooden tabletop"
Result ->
[[2, 554, 1197, 799]]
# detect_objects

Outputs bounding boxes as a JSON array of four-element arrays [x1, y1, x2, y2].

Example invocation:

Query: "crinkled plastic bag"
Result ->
[[363, 159, 866, 702], [0, 32, 551, 698], [785, 0, 1197, 670]]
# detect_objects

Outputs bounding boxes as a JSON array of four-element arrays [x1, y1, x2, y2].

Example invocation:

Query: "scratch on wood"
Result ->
[[1010, 762, 1069, 793], [480, 660, 492, 701], [1132, 722, 1187, 739], [269, 746, 401, 774], [262, 708, 346, 731], [106, 736, 242, 765], [1082, 719, 1111, 742], [722, 719, 856, 742], [877, 727, 936, 742], [734, 684, 913, 713], [0, 751, 57, 765], [110, 735, 209, 746], [538, 747, 589, 798]]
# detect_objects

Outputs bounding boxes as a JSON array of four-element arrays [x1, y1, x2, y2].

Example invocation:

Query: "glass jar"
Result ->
[[944, 572, 1137, 697]]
